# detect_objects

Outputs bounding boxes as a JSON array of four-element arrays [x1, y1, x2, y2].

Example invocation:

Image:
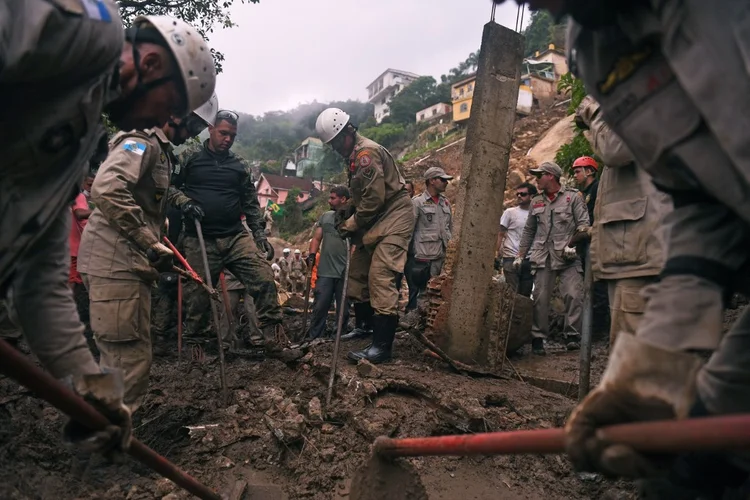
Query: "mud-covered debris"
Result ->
[[356, 359, 382, 379], [349, 455, 428, 500], [308, 396, 323, 423], [216, 455, 235, 468], [155, 478, 175, 496]]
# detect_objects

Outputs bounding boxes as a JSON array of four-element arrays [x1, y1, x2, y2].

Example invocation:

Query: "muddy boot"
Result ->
[[340, 302, 374, 341], [347, 314, 397, 364], [261, 323, 289, 354], [531, 338, 546, 356]]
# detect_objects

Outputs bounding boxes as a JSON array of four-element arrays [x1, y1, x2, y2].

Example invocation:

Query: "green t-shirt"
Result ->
[[316, 211, 348, 279]]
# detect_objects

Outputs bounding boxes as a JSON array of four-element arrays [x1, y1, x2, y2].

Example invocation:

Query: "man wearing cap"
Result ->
[[315, 107, 415, 364], [517, 161, 591, 355], [408, 166, 453, 310]]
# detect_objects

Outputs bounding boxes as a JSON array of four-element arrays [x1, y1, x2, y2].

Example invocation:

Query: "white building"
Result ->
[[366, 69, 420, 124], [415, 103, 452, 124]]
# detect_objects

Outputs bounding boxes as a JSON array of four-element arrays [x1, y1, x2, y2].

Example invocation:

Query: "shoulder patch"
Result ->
[[122, 140, 146, 156], [357, 152, 372, 168], [362, 166, 375, 179]]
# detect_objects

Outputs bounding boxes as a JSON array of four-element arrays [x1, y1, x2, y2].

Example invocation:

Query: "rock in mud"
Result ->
[[349, 455, 428, 500], [308, 396, 323, 423], [356, 359, 382, 379]]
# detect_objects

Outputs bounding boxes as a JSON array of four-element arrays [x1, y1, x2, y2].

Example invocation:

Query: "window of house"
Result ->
[[432, 109, 437, 116], [460, 103, 468, 113], [419, 113, 425, 120], [460, 88, 465, 96], [468, 84, 473, 92]]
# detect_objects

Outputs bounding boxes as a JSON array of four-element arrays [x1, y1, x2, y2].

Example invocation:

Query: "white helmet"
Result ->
[[316, 107, 350, 143], [136, 16, 217, 114], [294, 249, 301, 255], [283, 248, 291, 254], [193, 92, 218, 126]]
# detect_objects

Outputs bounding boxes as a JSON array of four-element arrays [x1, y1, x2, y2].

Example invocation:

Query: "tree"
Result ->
[[554, 73, 595, 173], [117, 0, 259, 73], [387, 76, 442, 125], [522, 10, 564, 57]]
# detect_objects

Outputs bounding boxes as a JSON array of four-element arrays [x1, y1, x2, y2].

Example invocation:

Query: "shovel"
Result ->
[[325, 238, 351, 413]]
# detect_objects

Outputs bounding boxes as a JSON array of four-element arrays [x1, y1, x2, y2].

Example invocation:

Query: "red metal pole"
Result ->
[[177, 276, 183, 362], [0, 340, 220, 500], [163, 237, 202, 283], [374, 414, 750, 458]]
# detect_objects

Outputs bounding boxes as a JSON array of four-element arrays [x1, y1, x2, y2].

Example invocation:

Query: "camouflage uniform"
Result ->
[[78, 128, 172, 410], [0, 0, 122, 379]]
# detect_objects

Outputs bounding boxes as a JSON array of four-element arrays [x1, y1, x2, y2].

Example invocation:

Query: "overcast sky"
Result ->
[[208, 0, 527, 116]]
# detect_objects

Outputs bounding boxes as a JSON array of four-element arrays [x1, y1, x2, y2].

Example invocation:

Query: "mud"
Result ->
[[349, 456, 427, 500], [0, 314, 641, 500]]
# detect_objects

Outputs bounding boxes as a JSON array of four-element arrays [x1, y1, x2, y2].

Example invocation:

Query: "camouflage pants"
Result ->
[[183, 232, 281, 343], [151, 274, 178, 338]]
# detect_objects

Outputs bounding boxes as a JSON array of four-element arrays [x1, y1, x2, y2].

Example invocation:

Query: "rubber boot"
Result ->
[[532, 338, 546, 356], [340, 302, 374, 341], [637, 397, 750, 499], [347, 314, 397, 364]]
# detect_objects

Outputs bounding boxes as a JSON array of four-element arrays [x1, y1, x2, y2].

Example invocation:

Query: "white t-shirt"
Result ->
[[499, 206, 530, 258]]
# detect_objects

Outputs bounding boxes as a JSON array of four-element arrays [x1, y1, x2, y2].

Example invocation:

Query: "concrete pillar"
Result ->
[[442, 22, 524, 365]]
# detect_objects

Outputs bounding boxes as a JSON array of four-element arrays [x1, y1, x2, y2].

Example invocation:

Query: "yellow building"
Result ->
[[451, 75, 476, 123]]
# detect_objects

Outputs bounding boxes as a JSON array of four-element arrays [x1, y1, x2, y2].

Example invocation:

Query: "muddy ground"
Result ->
[[0, 302, 642, 500]]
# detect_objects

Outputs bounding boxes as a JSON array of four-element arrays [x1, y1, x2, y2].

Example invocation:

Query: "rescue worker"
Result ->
[[263, 206, 275, 236], [576, 97, 672, 350], [316, 107, 415, 364], [79, 65, 216, 411], [0, 6, 214, 452], [169, 110, 284, 355], [151, 94, 219, 356], [516, 161, 590, 355], [408, 166, 453, 312], [279, 248, 292, 292], [490, 0, 750, 494], [572, 156, 599, 223], [289, 249, 308, 294], [307, 186, 351, 339]]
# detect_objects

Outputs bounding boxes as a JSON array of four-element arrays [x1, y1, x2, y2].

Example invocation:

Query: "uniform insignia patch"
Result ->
[[160, 152, 167, 164], [123, 140, 146, 156], [155, 192, 163, 201], [598, 45, 653, 95], [567, 196, 571, 202], [357, 153, 372, 168], [349, 160, 357, 173], [362, 166, 374, 179], [585, 194, 591, 204], [533, 202, 545, 209], [81, 0, 112, 22]]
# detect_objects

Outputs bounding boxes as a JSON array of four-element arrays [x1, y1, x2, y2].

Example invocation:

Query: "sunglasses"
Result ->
[[216, 109, 239, 123], [516, 192, 530, 197]]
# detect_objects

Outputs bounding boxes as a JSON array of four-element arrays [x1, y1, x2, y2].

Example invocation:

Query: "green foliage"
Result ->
[[399, 129, 464, 163], [276, 187, 307, 238], [557, 73, 588, 115], [555, 132, 595, 175], [117, 0, 259, 73], [522, 10, 565, 57], [359, 123, 407, 149], [387, 76, 444, 125]]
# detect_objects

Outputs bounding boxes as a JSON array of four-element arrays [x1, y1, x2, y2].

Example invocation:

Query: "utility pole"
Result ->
[[442, 22, 524, 365]]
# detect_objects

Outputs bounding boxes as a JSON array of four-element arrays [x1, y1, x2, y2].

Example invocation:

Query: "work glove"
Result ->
[[565, 334, 703, 478], [563, 246, 579, 262], [254, 234, 274, 261], [512, 257, 523, 271], [306, 252, 317, 268], [62, 369, 132, 461], [181, 200, 204, 221], [569, 226, 592, 246], [146, 242, 174, 272], [336, 214, 358, 239], [334, 204, 356, 229]]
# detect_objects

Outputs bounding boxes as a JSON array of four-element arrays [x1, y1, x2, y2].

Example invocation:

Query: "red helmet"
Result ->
[[572, 156, 598, 171]]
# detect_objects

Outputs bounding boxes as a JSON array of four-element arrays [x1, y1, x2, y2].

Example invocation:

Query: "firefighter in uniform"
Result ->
[[289, 249, 308, 294], [315, 108, 415, 364], [0, 4, 211, 452], [77, 18, 216, 411], [516, 161, 591, 355], [491, 0, 750, 494]]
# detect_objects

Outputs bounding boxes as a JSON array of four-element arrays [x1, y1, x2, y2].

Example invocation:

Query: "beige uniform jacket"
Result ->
[[343, 134, 414, 249], [78, 128, 172, 283], [290, 257, 307, 276], [518, 187, 590, 271], [0, 0, 122, 288], [411, 192, 453, 261], [582, 98, 672, 281]]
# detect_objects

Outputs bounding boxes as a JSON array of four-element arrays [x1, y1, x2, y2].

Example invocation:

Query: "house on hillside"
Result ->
[[294, 137, 324, 178], [416, 103, 451, 124], [367, 69, 420, 124], [451, 75, 476, 124], [521, 44, 569, 103], [256, 173, 314, 209]]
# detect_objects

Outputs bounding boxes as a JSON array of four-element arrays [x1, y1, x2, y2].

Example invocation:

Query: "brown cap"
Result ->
[[424, 166, 453, 180], [529, 161, 562, 178]]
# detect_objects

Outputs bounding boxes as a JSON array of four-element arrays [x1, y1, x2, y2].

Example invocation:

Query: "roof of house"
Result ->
[[366, 68, 421, 89], [416, 102, 451, 114], [451, 74, 477, 88], [260, 173, 314, 192], [298, 137, 323, 148]]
